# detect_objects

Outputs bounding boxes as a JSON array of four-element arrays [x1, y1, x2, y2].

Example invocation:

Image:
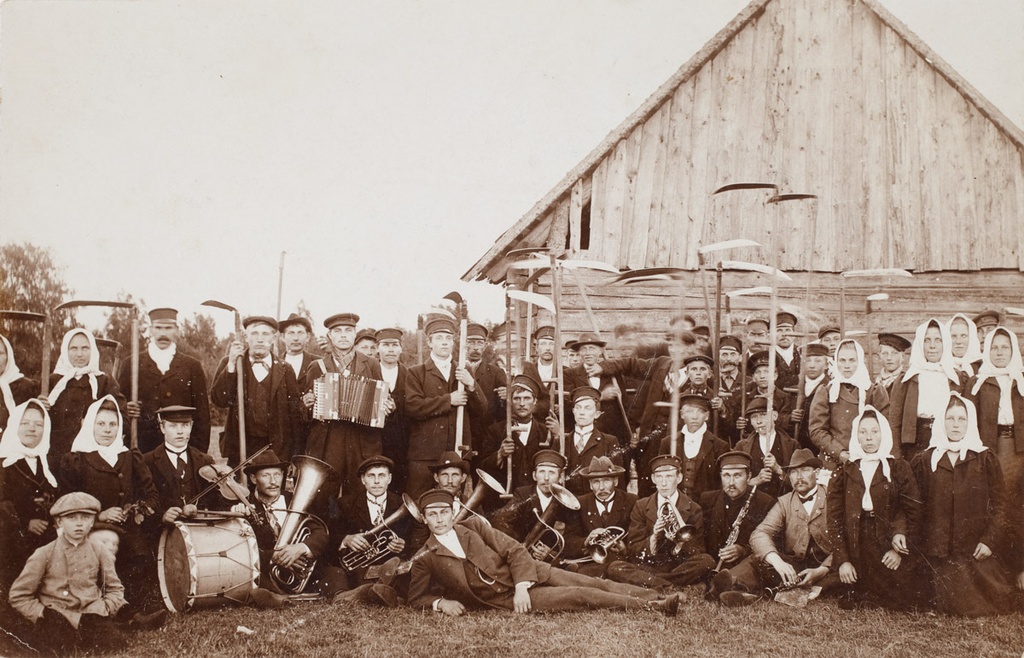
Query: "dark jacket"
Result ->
[[826, 458, 921, 567], [118, 349, 211, 454], [562, 489, 636, 560], [492, 484, 575, 544], [655, 430, 729, 500], [210, 352, 304, 466], [47, 373, 126, 470], [735, 429, 799, 499], [141, 445, 225, 517], [965, 377, 1024, 452], [405, 358, 488, 461], [625, 491, 706, 563], [699, 487, 776, 568]]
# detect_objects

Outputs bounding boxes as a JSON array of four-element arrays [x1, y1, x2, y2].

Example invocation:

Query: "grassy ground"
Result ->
[[4, 588, 1020, 658]]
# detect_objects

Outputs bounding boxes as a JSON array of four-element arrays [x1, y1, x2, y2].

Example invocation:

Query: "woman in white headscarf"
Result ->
[[966, 326, 1024, 584], [910, 392, 1018, 616], [0, 399, 58, 590], [0, 333, 40, 432], [59, 395, 158, 611], [947, 313, 983, 378], [44, 328, 126, 470], [890, 319, 965, 461], [825, 406, 922, 609], [808, 339, 889, 470]]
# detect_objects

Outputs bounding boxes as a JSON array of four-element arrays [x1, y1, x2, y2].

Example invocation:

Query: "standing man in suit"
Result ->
[[789, 343, 831, 451], [405, 318, 487, 497], [656, 395, 729, 500], [734, 397, 799, 499], [122, 308, 210, 454], [376, 328, 410, 494], [465, 322, 506, 431], [408, 488, 679, 616], [279, 313, 319, 383], [479, 374, 547, 500], [874, 333, 911, 395], [564, 334, 630, 452], [716, 335, 745, 447], [605, 454, 714, 591], [701, 451, 776, 601], [773, 312, 802, 393], [302, 313, 390, 498], [714, 449, 838, 605], [562, 456, 636, 576], [211, 316, 303, 466], [560, 386, 622, 496]]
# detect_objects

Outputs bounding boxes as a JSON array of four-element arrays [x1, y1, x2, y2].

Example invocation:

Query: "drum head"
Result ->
[[157, 524, 193, 613]]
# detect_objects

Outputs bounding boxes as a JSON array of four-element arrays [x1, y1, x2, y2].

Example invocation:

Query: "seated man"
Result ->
[[605, 455, 714, 591], [492, 450, 576, 562], [714, 448, 838, 606], [561, 456, 636, 577], [232, 449, 339, 600], [142, 405, 229, 525], [408, 489, 679, 616], [8, 492, 127, 655], [332, 456, 411, 595], [700, 451, 776, 600]]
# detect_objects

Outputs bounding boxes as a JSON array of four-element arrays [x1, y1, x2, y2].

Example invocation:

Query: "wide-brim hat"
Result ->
[[784, 448, 822, 470], [579, 455, 625, 478], [243, 449, 290, 475], [278, 313, 313, 333], [573, 332, 606, 348], [430, 451, 470, 474]]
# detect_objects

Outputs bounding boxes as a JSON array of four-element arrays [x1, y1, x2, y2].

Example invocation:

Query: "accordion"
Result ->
[[312, 372, 389, 428]]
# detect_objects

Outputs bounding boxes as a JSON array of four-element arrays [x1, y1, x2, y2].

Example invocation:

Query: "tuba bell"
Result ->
[[453, 469, 507, 524], [269, 455, 336, 595], [522, 482, 580, 563]]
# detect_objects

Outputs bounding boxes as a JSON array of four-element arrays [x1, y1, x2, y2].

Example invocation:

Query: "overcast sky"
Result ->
[[2, 0, 1021, 336]]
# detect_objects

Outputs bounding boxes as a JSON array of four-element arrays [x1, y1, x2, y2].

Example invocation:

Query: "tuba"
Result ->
[[269, 455, 336, 595], [339, 494, 421, 571], [522, 482, 580, 563], [453, 469, 507, 524]]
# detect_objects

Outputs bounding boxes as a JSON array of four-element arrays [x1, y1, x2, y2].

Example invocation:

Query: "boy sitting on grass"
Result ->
[[8, 492, 127, 655]]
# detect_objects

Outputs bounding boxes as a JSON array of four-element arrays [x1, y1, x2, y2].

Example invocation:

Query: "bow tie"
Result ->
[[797, 490, 816, 504]]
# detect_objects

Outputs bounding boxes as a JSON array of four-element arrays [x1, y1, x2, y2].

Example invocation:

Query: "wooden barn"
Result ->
[[461, 0, 1024, 356]]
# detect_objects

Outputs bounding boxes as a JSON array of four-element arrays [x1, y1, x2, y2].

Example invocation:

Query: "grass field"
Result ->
[[4, 587, 1020, 658]]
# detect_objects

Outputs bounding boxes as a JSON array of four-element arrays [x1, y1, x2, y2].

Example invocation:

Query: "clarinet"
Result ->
[[713, 485, 758, 572]]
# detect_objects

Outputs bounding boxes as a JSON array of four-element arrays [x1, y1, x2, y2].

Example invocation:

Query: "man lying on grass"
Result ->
[[407, 488, 681, 616]]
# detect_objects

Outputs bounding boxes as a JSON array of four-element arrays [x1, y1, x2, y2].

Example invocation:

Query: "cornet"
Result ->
[[339, 494, 421, 571], [561, 526, 626, 566], [657, 504, 696, 557]]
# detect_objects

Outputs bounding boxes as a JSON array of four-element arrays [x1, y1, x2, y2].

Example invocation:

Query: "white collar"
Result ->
[[657, 491, 679, 508], [435, 528, 466, 558]]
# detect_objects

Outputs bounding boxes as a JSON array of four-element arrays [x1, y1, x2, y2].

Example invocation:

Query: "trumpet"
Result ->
[[522, 482, 580, 563], [561, 526, 626, 566], [269, 455, 335, 594], [339, 495, 420, 571], [657, 503, 696, 557]]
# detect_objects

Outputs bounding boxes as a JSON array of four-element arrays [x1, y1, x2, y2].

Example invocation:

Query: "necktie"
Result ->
[[267, 505, 282, 536], [369, 496, 386, 526], [177, 455, 187, 479], [575, 432, 589, 453]]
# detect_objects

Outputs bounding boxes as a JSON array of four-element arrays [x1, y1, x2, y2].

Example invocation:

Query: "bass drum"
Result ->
[[157, 516, 261, 613]]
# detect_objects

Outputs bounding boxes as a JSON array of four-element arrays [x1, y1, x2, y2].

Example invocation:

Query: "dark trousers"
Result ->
[[605, 553, 715, 591], [517, 567, 662, 612], [30, 610, 127, 656]]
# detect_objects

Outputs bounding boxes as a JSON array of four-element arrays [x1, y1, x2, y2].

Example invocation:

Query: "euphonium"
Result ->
[[339, 495, 419, 571], [522, 482, 581, 563], [269, 455, 335, 595]]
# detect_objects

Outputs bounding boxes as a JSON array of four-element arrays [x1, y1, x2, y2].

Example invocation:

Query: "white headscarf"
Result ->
[[828, 339, 872, 409], [970, 327, 1024, 425], [70, 394, 128, 467], [929, 392, 987, 472], [0, 333, 26, 419], [849, 405, 893, 480], [902, 319, 959, 420], [0, 399, 57, 487], [47, 328, 104, 405], [946, 314, 983, 377]]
